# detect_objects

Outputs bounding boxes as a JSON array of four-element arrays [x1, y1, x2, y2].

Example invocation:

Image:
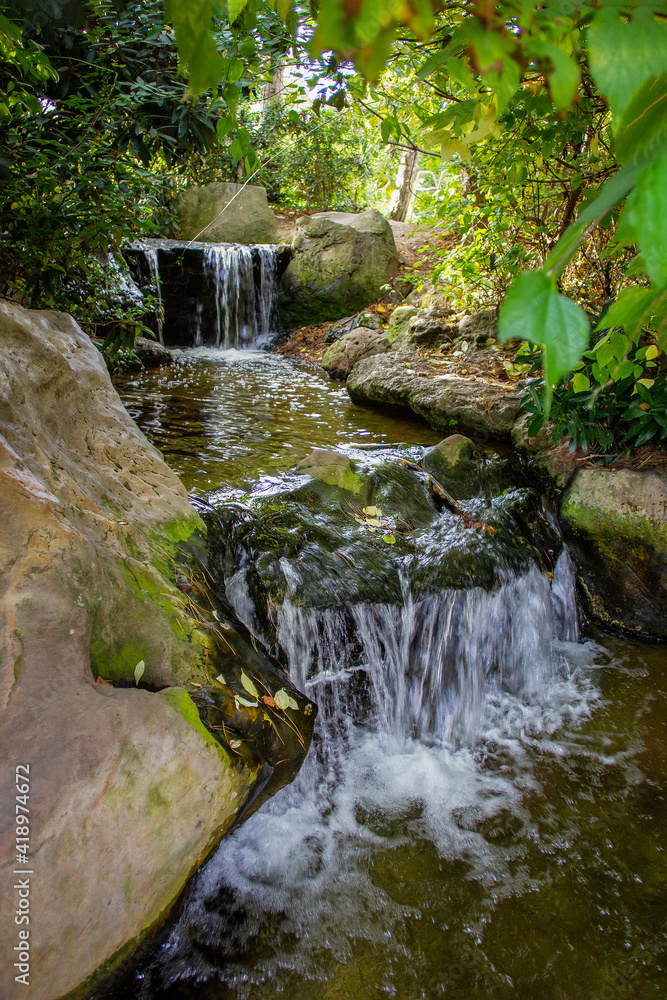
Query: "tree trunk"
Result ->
[[389, 148, 419, 222], [261, 64, 286, 117]]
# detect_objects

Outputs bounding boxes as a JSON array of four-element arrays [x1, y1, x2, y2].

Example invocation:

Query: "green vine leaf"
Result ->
[[228, 0, 250, 24]]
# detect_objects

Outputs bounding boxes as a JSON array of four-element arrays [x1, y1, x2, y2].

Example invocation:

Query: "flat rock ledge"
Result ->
[[347, 352, 522, 438]]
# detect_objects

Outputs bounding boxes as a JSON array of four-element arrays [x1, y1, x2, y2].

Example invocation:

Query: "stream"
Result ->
[[114, 349, 667, 1000]]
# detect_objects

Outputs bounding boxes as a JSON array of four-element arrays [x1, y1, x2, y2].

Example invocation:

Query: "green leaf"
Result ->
[[134, 660, 145, 685], [165, 0, 224, 96], [487, 59, 520, 116], [595, 285, 659, 336], [274, 688, 290, 710], [228, 0, 250, 23], [531, 41, 580, 110], [623, 146, 667, 286], [587, 8, 667, 125], [572, 373, 590, 393], [447, 57, 477, 94], [498, 270, 590, 412], [615, 74, 667, 164], [227, 57, 244, 83], [241, 671, 259, 699], [216, 115, 234, 139], [382, 533, 397, 544], [276, 0, 292, 23]]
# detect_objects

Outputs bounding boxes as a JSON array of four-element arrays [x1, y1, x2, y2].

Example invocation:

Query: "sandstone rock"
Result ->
[[560, 469, 667, 638], [278, 209, 399, 328], [0, 303, 307, 1000], [322, 327, 390, 380], [173, 182, 278, 244], [347, 354, 523, 438]]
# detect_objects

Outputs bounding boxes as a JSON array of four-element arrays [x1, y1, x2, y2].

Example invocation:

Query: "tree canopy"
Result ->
[[1, 0, 666, 450]]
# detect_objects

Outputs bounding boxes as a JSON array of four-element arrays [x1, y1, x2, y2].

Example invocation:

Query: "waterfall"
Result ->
[[130, 240, 280, 348], [143, 249, 164, 345], [204, 245, 277, 349], [143, 548, 593, 994], [273, 550, 579, 750]]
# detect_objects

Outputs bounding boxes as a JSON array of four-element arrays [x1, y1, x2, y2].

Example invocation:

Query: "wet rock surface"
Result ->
[[560, 469, 667, 638], [321, 327, 390, 380], [209, 445, 564, 649]]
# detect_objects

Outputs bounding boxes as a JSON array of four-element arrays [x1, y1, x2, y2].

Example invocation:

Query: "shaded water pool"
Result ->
[[113, 350, 667, 1000]]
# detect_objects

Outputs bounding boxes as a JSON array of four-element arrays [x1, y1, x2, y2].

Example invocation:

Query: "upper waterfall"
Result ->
[[128, 239, 283, 349]]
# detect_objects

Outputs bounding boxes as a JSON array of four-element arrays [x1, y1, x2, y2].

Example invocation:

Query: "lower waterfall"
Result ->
[[134, 550, 603, 996]]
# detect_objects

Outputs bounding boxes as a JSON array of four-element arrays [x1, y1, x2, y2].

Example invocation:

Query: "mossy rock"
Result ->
[[560, 469, 667, 638], [277, 210, 399, 329]]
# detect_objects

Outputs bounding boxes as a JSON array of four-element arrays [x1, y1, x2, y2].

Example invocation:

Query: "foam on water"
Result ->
[[143, 553, 607, 995]]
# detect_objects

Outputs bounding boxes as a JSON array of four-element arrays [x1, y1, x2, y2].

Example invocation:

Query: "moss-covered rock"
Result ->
[[209, 447, 563, 642], [560, 469, 667, 638], [277, 210, 399, 329]]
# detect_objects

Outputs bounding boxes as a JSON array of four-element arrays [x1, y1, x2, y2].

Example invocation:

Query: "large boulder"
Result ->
[[322, 327, 390, 380], [0, 302, 313, 1000], [560, 469, 667, 638], [347, 353, 523, 438], [278, 209, 399, 328], [173, 182, 278, 244]]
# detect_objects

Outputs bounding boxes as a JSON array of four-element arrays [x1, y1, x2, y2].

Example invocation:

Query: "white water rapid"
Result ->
[[139, 550, 608, 997]]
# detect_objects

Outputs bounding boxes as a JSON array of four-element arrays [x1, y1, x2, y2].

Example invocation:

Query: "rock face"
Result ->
[[278, 210, 399, 328], [322, 327, 390, 380], [347, 353, 523, 438], [173, 182, 278, 244], [97, 334, 174, 375], [0, 303, 313, 1000], [560, 469, 667, 638]]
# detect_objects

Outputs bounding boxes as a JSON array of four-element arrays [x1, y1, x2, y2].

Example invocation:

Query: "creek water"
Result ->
[[115, 349, 667, 1000]]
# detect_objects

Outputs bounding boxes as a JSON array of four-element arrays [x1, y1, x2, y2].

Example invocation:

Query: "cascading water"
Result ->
[[205, 245, 277, 349], [143, 248, 165, 345], [113, 356, 666, 1000], [276, 552, 579, 751], [131, 240, 280, 348]]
